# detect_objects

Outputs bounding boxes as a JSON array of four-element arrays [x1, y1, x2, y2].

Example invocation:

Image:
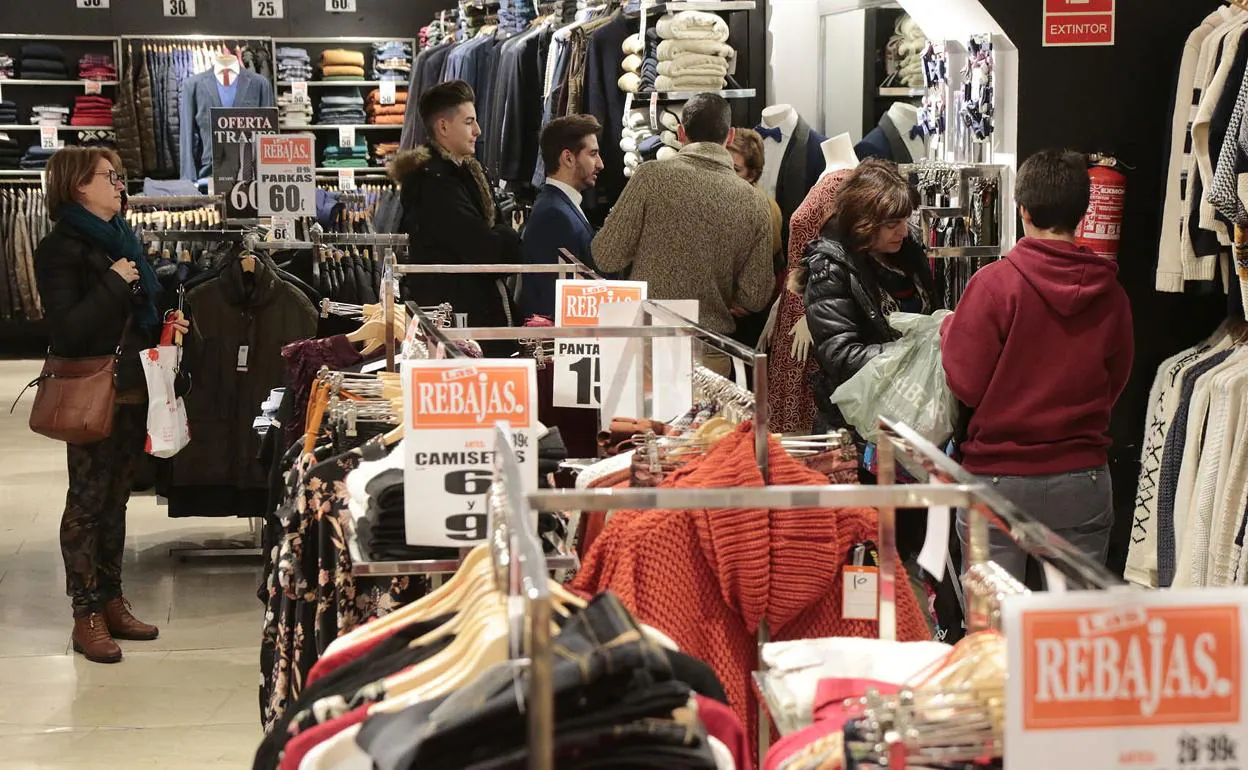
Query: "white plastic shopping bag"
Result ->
[[140, 343, 190, 458]]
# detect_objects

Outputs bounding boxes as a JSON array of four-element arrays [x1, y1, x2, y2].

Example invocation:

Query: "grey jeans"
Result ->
[[956, 464, 1113, 587]]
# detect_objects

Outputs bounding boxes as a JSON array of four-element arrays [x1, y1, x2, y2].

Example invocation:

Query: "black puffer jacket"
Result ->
[[801, 227, 938, 427], [391, 143, 520, 329], [33, 220, 158, 393]]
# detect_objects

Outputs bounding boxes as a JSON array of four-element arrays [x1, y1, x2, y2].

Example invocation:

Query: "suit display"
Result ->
[[519, 182, 597, 318], [770, 114, 828, 250], [178, 68, 276, 181]]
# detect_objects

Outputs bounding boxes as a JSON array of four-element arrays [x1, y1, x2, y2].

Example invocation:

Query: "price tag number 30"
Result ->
[[165, 0, 195, 16], [1178, 734, 1238, 766]]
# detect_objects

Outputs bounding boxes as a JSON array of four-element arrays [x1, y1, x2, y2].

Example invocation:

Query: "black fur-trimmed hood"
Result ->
[[389, 143, 495, 227]]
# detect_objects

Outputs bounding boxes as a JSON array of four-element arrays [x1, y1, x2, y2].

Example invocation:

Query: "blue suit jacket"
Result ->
[[179, 69, 276, 181], [519, 184, 596, 319]]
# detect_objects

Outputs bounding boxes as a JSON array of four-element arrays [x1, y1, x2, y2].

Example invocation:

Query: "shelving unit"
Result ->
[[641, 88, 756, 102], [276, 80, 391, 88], [0, 79, 119, 87], [0, 125, 114, 131], [280, 124, 402, 131]]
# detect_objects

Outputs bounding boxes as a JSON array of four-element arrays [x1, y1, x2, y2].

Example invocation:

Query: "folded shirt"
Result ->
[[365, 103, 406, 116], [366, 88, 407, 104], [656, 39, 735, 59], [622, 33, 645, 55], [622, 54, 642, 74], [320, 94, 365, 106], [656, 11, 730, 42], [21, 58, 69, 76], [321, 64, 366, 78], [320, 49, 366, 68], [618, 72, 640, 93], [321, 157, 370, 168], [277, 47, 311, 60], [657, 56, 729, 78], [20, 43, 65, 61], [654, 73, 726, 91]]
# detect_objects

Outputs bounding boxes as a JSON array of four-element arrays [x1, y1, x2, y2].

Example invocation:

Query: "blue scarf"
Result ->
[[60, 202, 162, 329]]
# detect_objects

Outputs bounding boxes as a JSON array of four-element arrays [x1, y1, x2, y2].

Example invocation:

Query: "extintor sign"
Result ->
[[1004, 589, 1247, 770]]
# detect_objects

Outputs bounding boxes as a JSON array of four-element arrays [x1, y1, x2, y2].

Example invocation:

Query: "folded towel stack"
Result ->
[[373, 141, 399, 166], [21, 145, 58, 169], [72, 95, 114, 127], [0, 55, 15, 80], [79, 54, 117, 81], [319, 49, 366, 81], [0, 100, 17, 124], [30, 104, 69, 127], [652, 11, 733, 92], [0, 132, 19, 169], [316, 91, 366, 125], [621, 105, 682, 177], [365, 87, 407, 125], [372, 41, 412, 82], [278, 92, 313, 128], [322, 140, 370, 168], [277, 46, 313, 82], [20, 43, 68, 80]]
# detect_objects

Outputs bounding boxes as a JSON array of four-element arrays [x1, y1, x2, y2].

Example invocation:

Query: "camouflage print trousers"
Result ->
[[61, 404, 147, 618]]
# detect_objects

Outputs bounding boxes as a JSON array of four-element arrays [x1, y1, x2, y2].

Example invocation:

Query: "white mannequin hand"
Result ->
[[789, 315, 813, 362]]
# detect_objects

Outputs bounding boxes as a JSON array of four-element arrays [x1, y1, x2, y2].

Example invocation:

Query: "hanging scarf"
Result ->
[[59, 202, 162, 329]]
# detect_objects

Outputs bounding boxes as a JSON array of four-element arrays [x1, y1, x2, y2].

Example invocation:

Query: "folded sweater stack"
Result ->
[[278, 92, 313, 128], [618, 28, 660, 94], [316, 92, 366, 125], [621, 105, 682, 177], [20, 43, 68, 80], [277, 47, 313, 82], [322, 140, 370, 168], [0, 100, 17, 124], [0, 55, 12, 80], [319, 49, 366, 81], [30, 104, 68, 127], [372, 41, 412, 82], [373, 141, 399, 166], [71, 95, 113, 127], [21, 145, 57, 169], [78, 54, 117, 81], [654, 11, 733, 92], [365, 87, 407, 125]]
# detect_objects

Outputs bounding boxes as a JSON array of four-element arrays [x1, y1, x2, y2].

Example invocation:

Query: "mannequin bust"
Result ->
[[818, 133, 858, 179], [761, 103, 796, 128], [758, 103, 799, 200], [886, 102, 927, 162], [213, 53, 241, 86]]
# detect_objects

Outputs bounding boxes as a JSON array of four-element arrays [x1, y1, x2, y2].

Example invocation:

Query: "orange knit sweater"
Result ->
[[570, 425, 931, 751]]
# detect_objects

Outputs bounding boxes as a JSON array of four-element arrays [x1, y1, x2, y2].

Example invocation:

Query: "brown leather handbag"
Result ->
[[12, 318, 130, 445]]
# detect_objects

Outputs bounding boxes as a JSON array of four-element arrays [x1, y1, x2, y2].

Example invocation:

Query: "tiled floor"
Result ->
[[0, 359, 263, 768]]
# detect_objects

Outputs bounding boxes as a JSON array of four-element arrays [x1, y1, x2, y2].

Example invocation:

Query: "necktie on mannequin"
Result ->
[[222, 69, 231, 86], [755, 124, 782, 142]]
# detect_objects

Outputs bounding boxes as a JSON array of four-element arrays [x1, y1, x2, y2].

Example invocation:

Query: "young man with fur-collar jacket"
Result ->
[[390, 80, 519, 332]]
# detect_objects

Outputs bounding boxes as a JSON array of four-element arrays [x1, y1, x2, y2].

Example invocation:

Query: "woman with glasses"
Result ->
[[33, 147, 188, 664]]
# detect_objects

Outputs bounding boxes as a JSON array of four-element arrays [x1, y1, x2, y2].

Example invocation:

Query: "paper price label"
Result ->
[[77, 0, 109, 6], [256, 134, 315, 218], [402, 359, 538, 547], [326, 0, 356, 11], [252, 0, 283, 17], [1003, 589, 1248, 770], [39, 126, 57, 150], [290, 80, 308, 103], [379, 80, 397, 106], [338, 168, 356, 190], [553, 280, 646, 409], [269, 216, 294, 241], [842, 566, 880, 620], [84, 80, 102, 95], [338, 126, 355, 148], [164, 0, 196, 16]]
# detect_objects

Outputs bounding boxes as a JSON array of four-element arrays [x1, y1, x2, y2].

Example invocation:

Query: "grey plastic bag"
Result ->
[[830, 310, 957, 445]]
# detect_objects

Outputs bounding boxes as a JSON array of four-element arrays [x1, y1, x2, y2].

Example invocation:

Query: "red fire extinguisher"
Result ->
[[1076, 154, 1127, 260]]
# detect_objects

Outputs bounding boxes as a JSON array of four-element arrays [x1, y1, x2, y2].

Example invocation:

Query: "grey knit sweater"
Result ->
[[592, 141, 775, 334]]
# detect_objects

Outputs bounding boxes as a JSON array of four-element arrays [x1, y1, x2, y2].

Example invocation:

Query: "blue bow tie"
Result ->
[[755, 125, 783, 142]]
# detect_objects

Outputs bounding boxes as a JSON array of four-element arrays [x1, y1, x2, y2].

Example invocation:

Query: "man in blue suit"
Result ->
[[519, 115, 604, 320]]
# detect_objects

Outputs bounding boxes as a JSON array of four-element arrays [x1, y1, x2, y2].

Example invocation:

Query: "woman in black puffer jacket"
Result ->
[[797, 158, 940, 435]]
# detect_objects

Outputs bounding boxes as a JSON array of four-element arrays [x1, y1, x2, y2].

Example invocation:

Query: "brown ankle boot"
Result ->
[[103, 597, 160, 641], [72, 612, 122, 664]]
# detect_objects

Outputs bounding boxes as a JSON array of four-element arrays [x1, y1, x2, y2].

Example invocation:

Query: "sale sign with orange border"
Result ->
[[1004, 590, 1248, 770], [401, 358, 537, 548], [552, 280, 647, 408]]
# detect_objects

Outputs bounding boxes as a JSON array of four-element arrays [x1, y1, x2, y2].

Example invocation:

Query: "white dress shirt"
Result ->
[[759, 110, 797, 200], [546, 178, 588, 224]]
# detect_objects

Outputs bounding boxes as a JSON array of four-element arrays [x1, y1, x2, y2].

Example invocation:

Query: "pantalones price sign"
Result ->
[[1004, 589, 1247, 770], [256, 134, 315, 218], [402, 359, 538, 547], [552, 280, 646, 409]]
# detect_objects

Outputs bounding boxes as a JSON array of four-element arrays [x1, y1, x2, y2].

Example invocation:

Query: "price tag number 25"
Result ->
[[443, 469, 492, 542]]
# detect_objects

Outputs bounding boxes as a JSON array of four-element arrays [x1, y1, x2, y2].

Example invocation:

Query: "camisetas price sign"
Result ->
[[402, 359, 538, 547], [256, 134, 315, 218], [1004, 589, 1247, 770], [553, 280, 646, 409]]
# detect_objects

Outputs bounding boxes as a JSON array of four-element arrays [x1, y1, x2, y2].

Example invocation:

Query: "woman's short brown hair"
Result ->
[[834, 158, 918, 251], [45, 146, 124, 221], [729, 128, 765, 184]]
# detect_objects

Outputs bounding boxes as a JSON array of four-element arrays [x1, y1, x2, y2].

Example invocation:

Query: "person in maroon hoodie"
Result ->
[[940, 149, 1134, 584]]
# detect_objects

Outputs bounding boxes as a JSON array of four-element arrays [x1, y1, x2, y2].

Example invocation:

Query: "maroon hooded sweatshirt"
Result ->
[[939, 237, 1134, 475]]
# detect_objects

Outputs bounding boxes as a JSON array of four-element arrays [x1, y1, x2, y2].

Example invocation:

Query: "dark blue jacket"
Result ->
[[519, 183, 595, 319]]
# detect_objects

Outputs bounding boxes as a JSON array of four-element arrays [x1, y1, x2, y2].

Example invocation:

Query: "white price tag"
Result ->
[[77, 0, 109, 8], [1003, 589, 1248, 770], [338, 126, 355, 148], [917, 504, 951, 583], [39, 126, 57, 150], [256, 134, 316, 218], [326, 0, 356, 11], [84, 80, 102, 95], [338, 168, 356, 190], [236, 344, 250, 372], [402, 359, 538, 547], [252, 0, 283, 18], [379, 80, 397, 106], [649, 299, 697, 421], [290, 80, 308, 103], [552, 280, 647, 409], [842, 566, 880, 620], [164, 0, 196, 16], [597, 301, 646, 428], [269, 216, 294, 241]]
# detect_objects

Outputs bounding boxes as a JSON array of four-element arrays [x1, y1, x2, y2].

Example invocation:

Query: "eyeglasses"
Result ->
[[95, 170, 124, 186]]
